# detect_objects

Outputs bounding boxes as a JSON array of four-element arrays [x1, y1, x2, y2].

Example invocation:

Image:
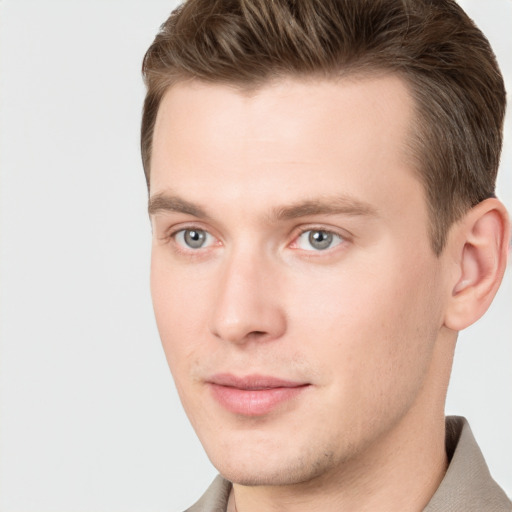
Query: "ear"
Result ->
[[444, 198, 510, 331]]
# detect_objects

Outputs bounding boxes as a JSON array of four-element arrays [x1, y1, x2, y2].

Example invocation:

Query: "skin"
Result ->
[[148, 76, 509, 511]]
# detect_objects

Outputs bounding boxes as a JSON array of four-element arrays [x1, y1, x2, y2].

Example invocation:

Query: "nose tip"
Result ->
[[210, 296, 287, 345], [211, 318, 272, 345], [208, 258, 286, 345]]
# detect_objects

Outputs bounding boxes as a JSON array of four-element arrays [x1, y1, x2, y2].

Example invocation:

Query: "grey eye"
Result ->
[[183, 229, 208, 248], [296, 229, 343, 251], [308, 230, 333, 250]]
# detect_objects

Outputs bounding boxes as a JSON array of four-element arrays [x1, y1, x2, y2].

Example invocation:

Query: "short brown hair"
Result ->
[[141, 0, 506, 254]]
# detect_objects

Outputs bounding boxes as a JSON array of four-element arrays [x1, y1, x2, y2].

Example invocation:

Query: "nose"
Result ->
[[209, 249, 287, 345]]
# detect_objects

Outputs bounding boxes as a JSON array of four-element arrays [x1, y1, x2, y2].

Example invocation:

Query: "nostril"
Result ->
[[241, 330, 276, 343]]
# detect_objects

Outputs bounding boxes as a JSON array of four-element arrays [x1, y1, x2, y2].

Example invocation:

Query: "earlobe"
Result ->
[[444, 198, 510, 331]]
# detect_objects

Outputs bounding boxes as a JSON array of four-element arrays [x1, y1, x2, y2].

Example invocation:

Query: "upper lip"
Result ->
[[208, 373, 308, 390]]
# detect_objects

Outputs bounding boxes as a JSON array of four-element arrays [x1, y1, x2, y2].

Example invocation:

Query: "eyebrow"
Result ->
[[148, 194, 209, 218], [148, 193, 378, 221], [269, 197, 378, 221]]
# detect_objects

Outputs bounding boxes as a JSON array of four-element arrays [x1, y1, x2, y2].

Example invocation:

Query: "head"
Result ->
[[142, 0, 509, 490]]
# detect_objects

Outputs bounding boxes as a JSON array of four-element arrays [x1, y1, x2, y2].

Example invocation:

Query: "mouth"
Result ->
[[206, 374, 310, 416]]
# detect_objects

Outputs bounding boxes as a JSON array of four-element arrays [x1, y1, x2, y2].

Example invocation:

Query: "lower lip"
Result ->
[[209, 383, 309, 416]]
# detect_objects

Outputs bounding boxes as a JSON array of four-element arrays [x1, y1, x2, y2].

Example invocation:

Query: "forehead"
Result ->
[[150, 75, 424, 223]]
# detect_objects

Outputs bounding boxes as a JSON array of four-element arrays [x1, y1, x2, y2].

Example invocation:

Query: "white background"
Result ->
[[0, 1, 510, 510]]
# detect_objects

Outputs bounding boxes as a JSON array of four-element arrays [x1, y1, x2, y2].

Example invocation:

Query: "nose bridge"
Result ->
[[209, 241, 286, 344]]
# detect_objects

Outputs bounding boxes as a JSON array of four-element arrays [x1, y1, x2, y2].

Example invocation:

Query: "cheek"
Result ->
[[150, 253, 212, 373], [150, 257, 217, 426], [285, 252, 442, 387]]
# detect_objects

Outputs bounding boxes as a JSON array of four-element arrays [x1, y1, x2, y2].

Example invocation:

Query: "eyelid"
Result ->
[[175, 228, 216, 249], [163, 221, 214, 240], [163, 223, 222, 254], [289, 225, 351, 252], [158, 222, 351, 255]]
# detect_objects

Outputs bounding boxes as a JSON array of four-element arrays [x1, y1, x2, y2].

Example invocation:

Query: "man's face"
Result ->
[[149, 76, 450, 486]]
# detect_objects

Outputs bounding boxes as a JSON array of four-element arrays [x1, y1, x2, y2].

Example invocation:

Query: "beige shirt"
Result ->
[[185, 416, 512, 512]]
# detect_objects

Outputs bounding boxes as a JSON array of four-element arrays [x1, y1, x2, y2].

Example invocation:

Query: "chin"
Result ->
[[206, 437, 340, 487], [218, 463, 312, 487]]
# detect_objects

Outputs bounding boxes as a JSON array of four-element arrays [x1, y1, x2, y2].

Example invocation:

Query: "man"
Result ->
[[141, 0, 511, 510]]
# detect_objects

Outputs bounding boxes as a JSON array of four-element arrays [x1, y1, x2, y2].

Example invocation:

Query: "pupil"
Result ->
[[185, 229, 205, 248], [309, 230, 333, 250]]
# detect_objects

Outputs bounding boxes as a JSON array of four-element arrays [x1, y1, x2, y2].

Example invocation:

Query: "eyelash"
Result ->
[[163, 225, 349, 256], [163, 224, 219, 257], [292, 227, 346, 253]]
